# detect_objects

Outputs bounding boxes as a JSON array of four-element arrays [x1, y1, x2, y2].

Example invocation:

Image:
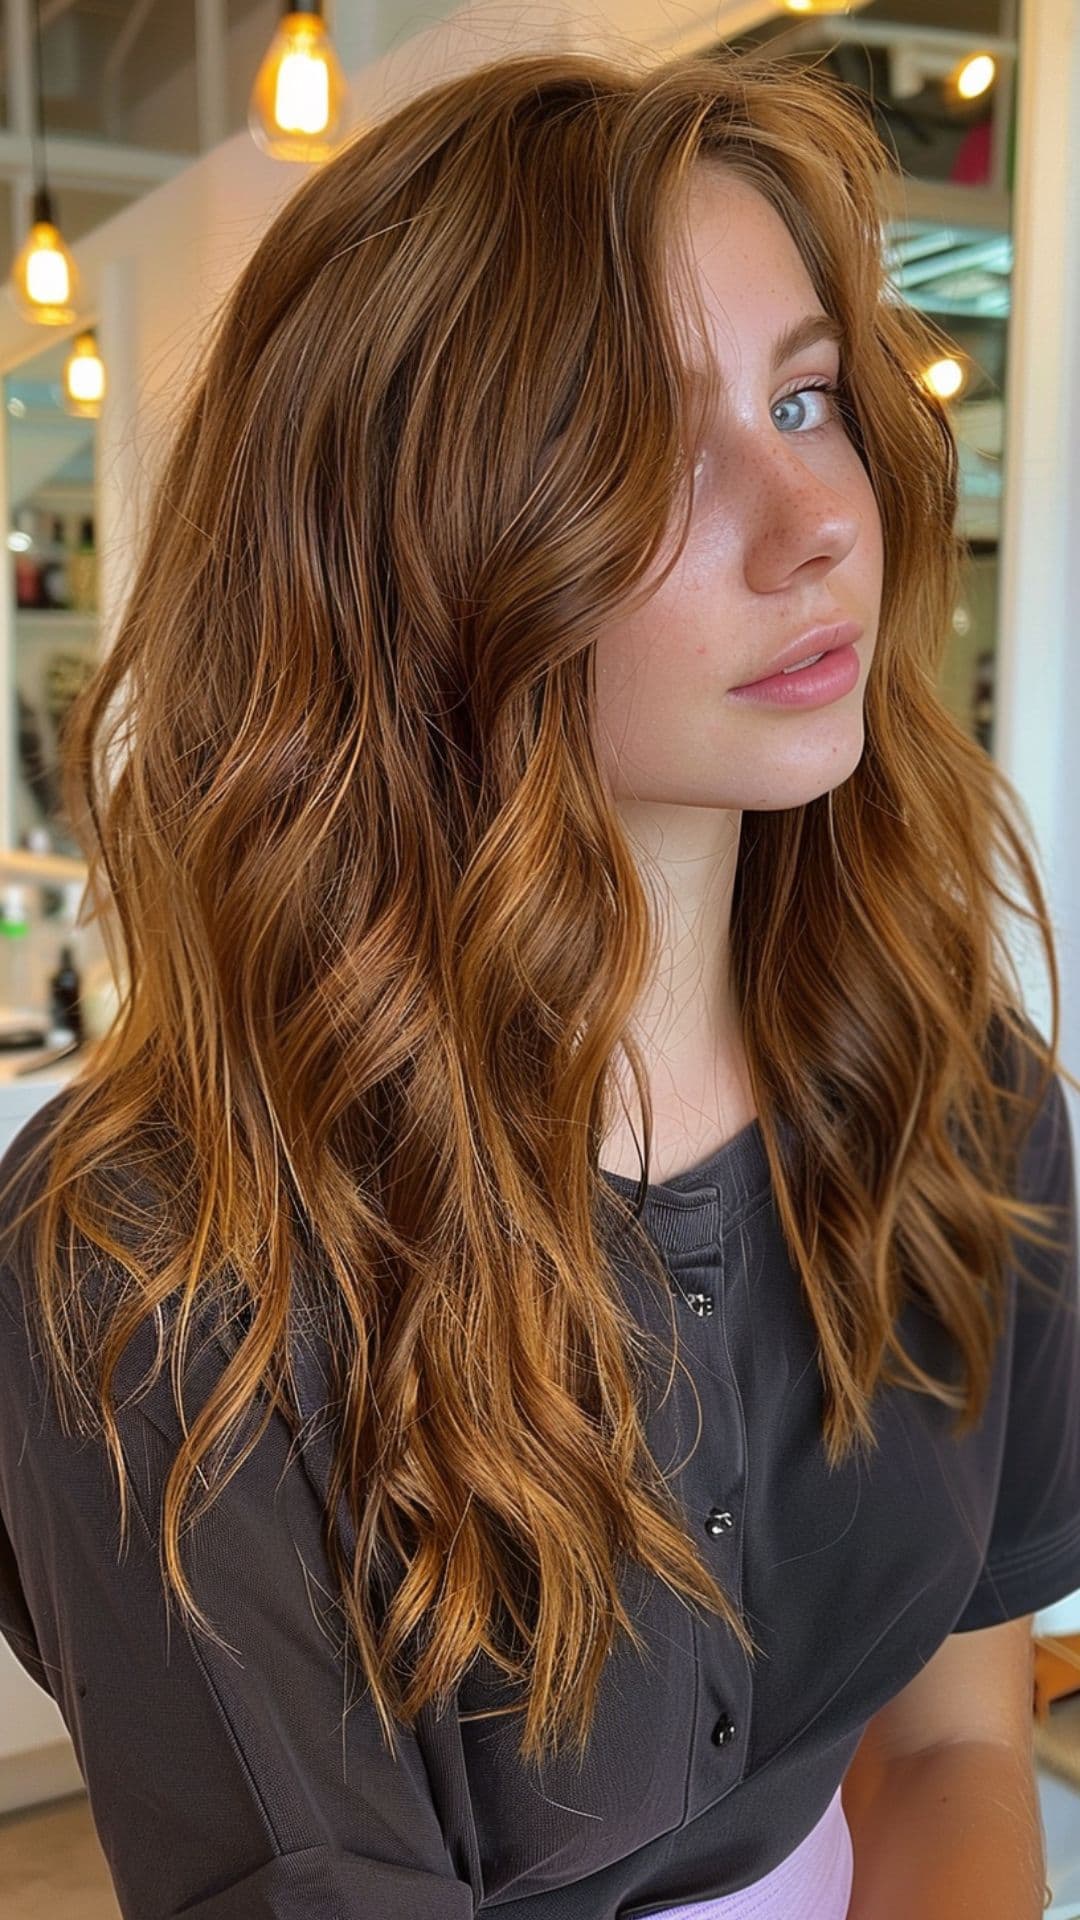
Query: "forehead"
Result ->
[[684, 168, 802, 265], [671, 171, 839, 381]]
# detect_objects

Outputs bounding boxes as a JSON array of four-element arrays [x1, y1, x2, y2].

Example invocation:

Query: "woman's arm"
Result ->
[[844, 1738, 1047, 1919]]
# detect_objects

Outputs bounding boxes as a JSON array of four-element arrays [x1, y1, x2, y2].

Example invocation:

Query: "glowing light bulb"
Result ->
[[249, 6, 348, 162], [10, 190, 78, 325], [954, 53, 996, 100], [64, 331, 106, 416], [924, 357, 966, 400]]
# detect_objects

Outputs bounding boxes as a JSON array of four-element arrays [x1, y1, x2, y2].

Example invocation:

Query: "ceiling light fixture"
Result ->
[[249, 1, 349, 163], [63, 330, 106, 418], [9, 0, 78, 325], [954, 53, 997, 101]]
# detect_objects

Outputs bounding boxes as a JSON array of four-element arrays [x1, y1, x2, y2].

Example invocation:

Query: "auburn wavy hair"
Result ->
[[2, 43, 1077, 1772]]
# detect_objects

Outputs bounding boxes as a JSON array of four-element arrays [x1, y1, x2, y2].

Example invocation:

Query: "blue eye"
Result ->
[[772, 381, 842, 432]]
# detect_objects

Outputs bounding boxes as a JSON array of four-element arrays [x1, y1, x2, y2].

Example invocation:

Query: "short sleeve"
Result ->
[[0, 1117, 475, 1918], [951, 1045, 1080, 1631]]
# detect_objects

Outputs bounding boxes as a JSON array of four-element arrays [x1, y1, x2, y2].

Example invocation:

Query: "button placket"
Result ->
[[668, 1228, 738, 1563], [663, 1203, 722, 1317], [704, 1486, 737, 1744], [610, 1185, 755, 1805], [666, 1220, 753, 1793]]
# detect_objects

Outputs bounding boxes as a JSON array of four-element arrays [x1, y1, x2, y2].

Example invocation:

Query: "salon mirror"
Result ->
[[4, 327, 100, 863]]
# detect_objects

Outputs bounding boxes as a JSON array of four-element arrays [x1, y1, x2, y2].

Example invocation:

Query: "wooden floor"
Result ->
[[0, 1794, 120, 1920]]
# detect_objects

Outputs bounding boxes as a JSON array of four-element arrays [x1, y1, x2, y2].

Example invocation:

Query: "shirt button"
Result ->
[[712, 1712, 737, 1746], [704, 1508, 733, 1537], [686, 1289, 714, 1316]]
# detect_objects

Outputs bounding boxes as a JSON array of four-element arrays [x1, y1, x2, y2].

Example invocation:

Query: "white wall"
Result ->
[[995, 0, 1080, 1093]]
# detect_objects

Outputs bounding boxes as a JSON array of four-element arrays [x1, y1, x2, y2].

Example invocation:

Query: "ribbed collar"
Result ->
[[597, 1114, 777, 1255]]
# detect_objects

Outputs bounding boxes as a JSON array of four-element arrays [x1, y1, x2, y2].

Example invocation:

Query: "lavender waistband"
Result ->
[[640, 1782, 852, 1920]]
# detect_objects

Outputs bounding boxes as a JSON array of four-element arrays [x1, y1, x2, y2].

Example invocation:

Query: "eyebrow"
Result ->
[[769, 312, 845, 371], [683, 313, 845, 395]]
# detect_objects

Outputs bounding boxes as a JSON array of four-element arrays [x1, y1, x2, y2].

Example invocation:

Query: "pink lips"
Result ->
[[732, 619, 864, 689]]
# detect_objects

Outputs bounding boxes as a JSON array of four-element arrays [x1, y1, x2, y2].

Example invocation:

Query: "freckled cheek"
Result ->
[[661, 610, 722, 680], [859, 503, 887, 621]]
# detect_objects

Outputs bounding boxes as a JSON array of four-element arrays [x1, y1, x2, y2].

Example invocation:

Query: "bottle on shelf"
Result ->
[[68, 515, 97, 615], [47, 941, 83, 1046], [38, 877, 87, 1046], [39, 514, 72, 611]]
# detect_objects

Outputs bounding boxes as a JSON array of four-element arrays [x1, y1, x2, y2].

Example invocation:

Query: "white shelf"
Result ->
[[13, 609, 97, 630]]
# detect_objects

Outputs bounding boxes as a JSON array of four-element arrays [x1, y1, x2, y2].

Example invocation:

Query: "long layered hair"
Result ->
[[2, 44, 1076, 1769]]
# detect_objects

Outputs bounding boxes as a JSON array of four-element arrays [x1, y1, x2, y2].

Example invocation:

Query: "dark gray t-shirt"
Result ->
[[1, 1045, 1078, 1919]]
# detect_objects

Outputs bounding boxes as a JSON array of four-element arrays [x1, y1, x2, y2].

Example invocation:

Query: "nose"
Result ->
[[740, 439, 863, 596]]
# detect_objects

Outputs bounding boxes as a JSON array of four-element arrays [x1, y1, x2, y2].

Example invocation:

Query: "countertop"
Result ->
[[0, 1044, 85, 1131]]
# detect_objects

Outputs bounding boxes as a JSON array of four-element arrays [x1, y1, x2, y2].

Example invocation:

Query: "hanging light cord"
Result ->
[[30, 0, 49, 207]]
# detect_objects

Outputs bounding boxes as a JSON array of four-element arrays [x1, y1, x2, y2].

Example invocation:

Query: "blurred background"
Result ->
[[0, 1, 1077, 1913]]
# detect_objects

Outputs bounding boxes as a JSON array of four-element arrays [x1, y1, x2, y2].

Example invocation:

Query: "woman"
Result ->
[[0, 43, 1077, 1920]]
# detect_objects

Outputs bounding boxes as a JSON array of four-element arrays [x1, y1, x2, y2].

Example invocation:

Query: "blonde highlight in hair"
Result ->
[[2, 44, 1076, 1773]]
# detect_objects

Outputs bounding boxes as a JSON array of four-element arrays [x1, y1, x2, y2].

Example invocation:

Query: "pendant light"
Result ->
[[10, 0, 78, 324], [249, 2, 348, 163], [63, 330, 105, 417], [951, 52, 997, 102]]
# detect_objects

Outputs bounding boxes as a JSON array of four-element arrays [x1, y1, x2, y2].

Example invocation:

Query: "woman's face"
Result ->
[[592, 169, 885, 816]]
